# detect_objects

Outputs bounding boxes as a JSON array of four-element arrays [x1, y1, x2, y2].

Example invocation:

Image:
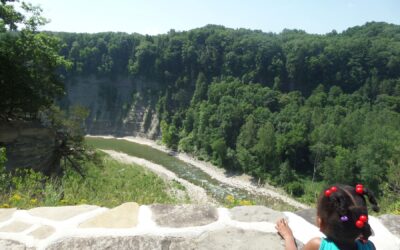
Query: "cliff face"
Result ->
[[63, 75, 160, 139], [0, 76, 161, 172], [0, 121, 58, 173]]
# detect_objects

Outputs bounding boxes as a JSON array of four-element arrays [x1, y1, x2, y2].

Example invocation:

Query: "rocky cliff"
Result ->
[[63, 76, 160, 139], [0, 203, 399, 250], [0, 121, 58, 173]]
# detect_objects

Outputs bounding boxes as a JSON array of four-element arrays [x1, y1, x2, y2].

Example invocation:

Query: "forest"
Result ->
[[54, 22, 400, 209], [1, 0, 399, 211]]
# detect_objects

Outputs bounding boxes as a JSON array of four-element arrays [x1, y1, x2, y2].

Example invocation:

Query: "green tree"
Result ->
[[0, 1, 70, 119], [253, 122, 277, 173]]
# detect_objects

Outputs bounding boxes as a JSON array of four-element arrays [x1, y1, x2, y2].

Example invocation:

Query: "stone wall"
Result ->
[[0, 121, 58, 173], [0, 203, 399, 250]]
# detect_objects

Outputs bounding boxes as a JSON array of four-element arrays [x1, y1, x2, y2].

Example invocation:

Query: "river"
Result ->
[[85, 136, 308, 211]]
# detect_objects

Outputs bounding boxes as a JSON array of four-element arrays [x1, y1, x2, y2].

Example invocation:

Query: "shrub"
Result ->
[[285, 181, 305, 197]]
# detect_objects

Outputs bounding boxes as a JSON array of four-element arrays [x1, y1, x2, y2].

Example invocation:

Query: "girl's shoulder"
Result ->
[[302, 237, 322, 250], [356, 239, 376, 250], [318, 238, 340, 250]]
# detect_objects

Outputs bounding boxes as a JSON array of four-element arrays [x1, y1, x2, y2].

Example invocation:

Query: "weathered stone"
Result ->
[[295, 208, 317, 226], [0, 121, 57, 173], [196, 227, 284, 250], [28, 225, 55, 240], [0, 239, 31, 250], [0, 208, 17, 223], [0, 221, 32, 233], [230, 206, 284, 223], [79, 202, 139, 228], [46, 235, 195, 250], [151, 204, 218, 228], [379, 214, 400, 238], [28, 205, 99, 221]]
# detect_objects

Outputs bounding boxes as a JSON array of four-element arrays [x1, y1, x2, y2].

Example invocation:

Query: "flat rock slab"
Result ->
[[295, 208, 317, 226], [0, 220, 32, 233], [230, 206, 284, 223], [28, 205, 99, 221], [151, 204, 218, 228], [0, 208, 16, 223], [0, 239, 32, 250], [46, 235, 195, 250], [79, 202, 139, 228], [379, 214, 400, 238], [196, 227, 284, 250], [28, 225, 55, 240]]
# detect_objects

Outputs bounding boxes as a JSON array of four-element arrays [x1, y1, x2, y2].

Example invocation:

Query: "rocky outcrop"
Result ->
[[0, 121, 58, 172], [0, 203, 399, 250], [64, 76, 160, 139]]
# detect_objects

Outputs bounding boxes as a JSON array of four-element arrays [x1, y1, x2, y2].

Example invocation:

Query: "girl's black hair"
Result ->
[[317, 184, 379, 243]]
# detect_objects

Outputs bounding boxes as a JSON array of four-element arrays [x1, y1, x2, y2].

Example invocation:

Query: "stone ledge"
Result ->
[[0, 220, 32, 233], [79, 202, 139, 229], [0, 203, 398, 250], [28, 205, 99, 221], [150, 204, 218, 228], [230, 205, 283, 222], [0, 209, 17, 223]]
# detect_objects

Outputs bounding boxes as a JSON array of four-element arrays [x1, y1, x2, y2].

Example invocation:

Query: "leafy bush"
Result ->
[[285, 182, 305, 197]]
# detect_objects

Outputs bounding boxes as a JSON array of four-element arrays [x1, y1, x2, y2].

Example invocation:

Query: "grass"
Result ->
[[0, 152, 181, 209]]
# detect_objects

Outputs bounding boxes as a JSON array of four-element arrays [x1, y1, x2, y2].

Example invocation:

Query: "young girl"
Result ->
[[276, 184, 379, 250]]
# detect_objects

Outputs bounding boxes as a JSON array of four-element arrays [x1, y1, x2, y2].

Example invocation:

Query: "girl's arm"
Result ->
[[275, 218, 321, 250], [275, 218, 298, 250]]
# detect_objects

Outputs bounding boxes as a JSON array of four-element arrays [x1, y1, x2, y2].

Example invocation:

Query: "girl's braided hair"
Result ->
[[317, 184, 379, 243]]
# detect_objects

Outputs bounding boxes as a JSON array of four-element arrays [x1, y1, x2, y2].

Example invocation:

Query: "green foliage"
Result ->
[[0, 152, 177, 208], [0, 147, 8, 192], [284, 182, 305, 197], [0, 147, 6, 168], [0, 1, 70, 120], [160, 120, 179, 150]]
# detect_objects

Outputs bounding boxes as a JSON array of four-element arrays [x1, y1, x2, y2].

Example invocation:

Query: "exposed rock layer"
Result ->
[[0, 121, 57, 172], [64, 76, 160, 139]]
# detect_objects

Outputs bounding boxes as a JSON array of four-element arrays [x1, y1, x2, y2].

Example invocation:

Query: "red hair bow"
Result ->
[[356, 184, 364, 194], [324, 186, 338, 197]]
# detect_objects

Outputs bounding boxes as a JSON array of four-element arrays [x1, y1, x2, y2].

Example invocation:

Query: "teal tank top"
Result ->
[[319, 238, 375, 250]]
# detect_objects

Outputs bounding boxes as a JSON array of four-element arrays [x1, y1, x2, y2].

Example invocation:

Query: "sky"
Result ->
[[28, 0, 400, 35]]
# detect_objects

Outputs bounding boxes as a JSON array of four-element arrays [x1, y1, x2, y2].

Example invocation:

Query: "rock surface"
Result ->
[[64, 76, 160, 139], [0, 220, 32, 233], [28, 205, 98, 221], [0, 239, 30, 250], [79, 202, 139, 228], [196, 228, 284, 250], [230, 205, 283, 222], [150, 204, 218, 228], [0, 209, 16, 223], [379, 214, 400, 238], [0, 121, 57, 173], [294, 208, 317, 225], [0, 203, 398, 250], [28, 225, 55, 240]]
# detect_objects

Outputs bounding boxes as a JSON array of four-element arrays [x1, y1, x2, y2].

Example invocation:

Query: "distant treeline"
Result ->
[[55, 22, 400, 207]]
